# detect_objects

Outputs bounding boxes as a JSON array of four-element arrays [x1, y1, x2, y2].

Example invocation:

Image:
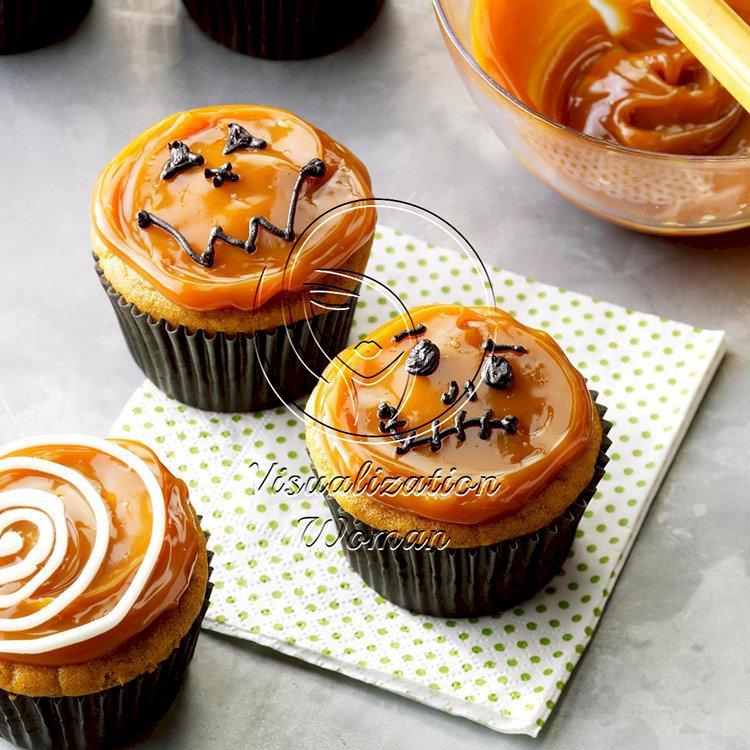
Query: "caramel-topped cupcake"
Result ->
[[93, 105, 375, 412], [0, 436, 210, 749], [306, 304, 610, 616]]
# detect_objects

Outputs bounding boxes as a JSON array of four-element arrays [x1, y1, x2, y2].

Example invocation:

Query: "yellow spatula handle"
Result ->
[[651, 0, 750, 113]]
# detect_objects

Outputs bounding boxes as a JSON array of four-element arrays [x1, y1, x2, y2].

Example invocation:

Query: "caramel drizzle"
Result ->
[[377, 401, 518, 456], [137, 158, 326, 269]]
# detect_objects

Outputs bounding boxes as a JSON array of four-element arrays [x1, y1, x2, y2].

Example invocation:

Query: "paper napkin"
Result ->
[[112, 226, 725, 737]]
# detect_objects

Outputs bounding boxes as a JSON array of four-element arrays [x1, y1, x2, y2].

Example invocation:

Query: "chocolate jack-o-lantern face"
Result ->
[[306, 303, 596, 525], [304, 303, 537, 445], [93, 106, 375, 313]]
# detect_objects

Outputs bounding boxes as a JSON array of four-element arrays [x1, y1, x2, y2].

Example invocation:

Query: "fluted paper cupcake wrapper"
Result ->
[[324, 397, 611, 617], [181, 0, 384, 59], [0, 551, 214, 750], [96, 259, 358, 413], [0, 0, 92, 53]]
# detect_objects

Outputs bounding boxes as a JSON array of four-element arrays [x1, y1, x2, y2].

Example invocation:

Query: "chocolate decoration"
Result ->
[[483, 338, 527, 355], [376, 398, 518, 457], [139, 158, 327, 269], [207, 158, 326, 259], [441, 380, 459, 405], [204, 162, 239, 188], [161, 141, 205, 181], [377, 401, 407, 435], [482, 354, 513, 390], [393, 323, 427, 343], [223, 123, 267, 155], [392, 409, 519, 456], [136, 211, 214, 268], [405, 338, 440, 377], [377, 401, 396, 420], [443, 380, 480, 405], [454, 409, 468, 442]]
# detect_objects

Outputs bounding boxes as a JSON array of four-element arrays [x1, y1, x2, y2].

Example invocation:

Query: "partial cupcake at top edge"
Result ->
[[92, 105, 376, 413], [0, 0, 92, 54], [181, 0, 385, 59], [306, 304, 610, 616], [0, 436, 210, 750]]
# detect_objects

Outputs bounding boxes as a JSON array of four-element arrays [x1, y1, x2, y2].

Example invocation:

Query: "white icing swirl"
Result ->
[[0, 435, 166, 654]]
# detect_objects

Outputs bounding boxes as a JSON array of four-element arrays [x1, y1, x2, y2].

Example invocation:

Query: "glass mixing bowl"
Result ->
[[433, 0, 750, 235]]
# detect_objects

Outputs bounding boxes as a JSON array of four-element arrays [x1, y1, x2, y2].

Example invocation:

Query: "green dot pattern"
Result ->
[[112, 226, 725, 737]]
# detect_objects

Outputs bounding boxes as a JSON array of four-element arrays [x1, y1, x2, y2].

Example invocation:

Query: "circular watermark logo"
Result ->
[[250, 199, 496, 444]]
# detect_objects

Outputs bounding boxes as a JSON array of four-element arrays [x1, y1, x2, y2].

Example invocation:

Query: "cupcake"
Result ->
[[306, 304, 610, 616], [181, 0, 384, 59], [0, 0, 92, 54], [0, 436, 211, 749], [92, 105, 376, 412]]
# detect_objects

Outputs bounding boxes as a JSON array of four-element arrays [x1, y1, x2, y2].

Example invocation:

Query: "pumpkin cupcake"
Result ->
[[0, 436, 211, 749], [306, 304, 610, 616], [93, 105, 376, 412], [181, 0, 384, 59]]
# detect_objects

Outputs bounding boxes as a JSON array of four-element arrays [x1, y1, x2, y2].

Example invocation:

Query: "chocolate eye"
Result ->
[[406, 338, 440, 376], [223, 123, 267, 154], [161, 141, 204, 180], [482, 355, 513, 390], [393, 323, 426, 343]]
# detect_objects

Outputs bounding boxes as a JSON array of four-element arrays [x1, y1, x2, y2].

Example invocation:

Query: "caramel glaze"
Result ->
[[308, 305, 594, 525], [472, 0, 750, 155], [92, 105, 375, 312], [0, 439, 200, 666]]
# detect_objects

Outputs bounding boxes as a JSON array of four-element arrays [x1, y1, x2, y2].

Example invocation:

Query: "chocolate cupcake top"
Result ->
[[92, 105, 375, 312], [0, 436, 201, 666], [307, 305, 595, 525]]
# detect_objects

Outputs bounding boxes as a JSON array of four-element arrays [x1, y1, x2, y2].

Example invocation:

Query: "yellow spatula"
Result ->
[[651, 0, 750, 113]]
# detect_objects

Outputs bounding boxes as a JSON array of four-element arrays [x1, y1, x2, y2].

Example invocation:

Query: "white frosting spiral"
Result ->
[[0, 435, 166, 654]]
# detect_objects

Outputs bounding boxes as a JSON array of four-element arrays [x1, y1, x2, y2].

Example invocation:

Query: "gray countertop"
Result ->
[[0, 1, 748, 748]]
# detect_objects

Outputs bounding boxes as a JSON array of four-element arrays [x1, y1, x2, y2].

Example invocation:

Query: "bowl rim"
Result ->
[[433, 0, 750, 164]]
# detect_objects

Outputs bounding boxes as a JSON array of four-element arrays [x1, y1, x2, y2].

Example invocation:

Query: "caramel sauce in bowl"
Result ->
[[434, 0, 750, 234]]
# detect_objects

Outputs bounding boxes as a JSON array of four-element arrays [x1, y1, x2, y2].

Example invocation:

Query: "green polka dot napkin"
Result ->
[[111, 226, 725, 737]]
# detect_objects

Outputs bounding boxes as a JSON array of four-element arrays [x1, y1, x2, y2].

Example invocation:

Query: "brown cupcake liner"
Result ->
[[0, 550, 213, 750], [180, 0, 384, 59], [95, 258, 358, 413], [323, 395, 611, 617], [0, 0, 92, 54]]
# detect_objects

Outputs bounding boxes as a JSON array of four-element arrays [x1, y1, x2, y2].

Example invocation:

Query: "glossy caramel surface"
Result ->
[[92, 105, 375, 312], [308, 305, 594, 525], [0, 439, 200, 666], [472, 0, 750, 155]]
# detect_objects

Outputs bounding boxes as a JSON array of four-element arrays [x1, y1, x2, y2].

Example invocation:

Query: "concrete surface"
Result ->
[[0, 1, 748, 748]]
